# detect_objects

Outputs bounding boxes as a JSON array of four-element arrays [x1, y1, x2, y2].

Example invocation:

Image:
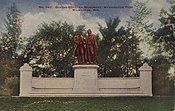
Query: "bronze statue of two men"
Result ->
[[74, 29, 98, 64]]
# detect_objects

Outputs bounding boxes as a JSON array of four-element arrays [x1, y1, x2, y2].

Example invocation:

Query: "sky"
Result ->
[[0, 0, 172, 58], [0, 0, 132, 36], [0, 0, 171, 36]]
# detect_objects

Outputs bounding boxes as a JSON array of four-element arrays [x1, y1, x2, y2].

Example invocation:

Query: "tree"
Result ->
[[116, 27, 142, 77], [0, 3, 23, 77], [150, 0, 175, 95], [0, 3, 22, 95], [23, 22, 75, 77], [97, 1, 154, 77], [153, 1, 175, 64], [128, 1, 154, 58], [0, 3, 23, 81], [150, 55, 174, 95], [1, 3, 22, 58], [129, 1, 153, 38], [98, 18, 142, 77], [98, 18, 120, 76]]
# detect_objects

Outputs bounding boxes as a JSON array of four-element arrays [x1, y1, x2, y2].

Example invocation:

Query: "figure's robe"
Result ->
[[74, 35, 86, 63], [85, 35, 98, 63]]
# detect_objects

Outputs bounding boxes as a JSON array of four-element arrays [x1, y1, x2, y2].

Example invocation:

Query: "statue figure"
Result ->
[[74, 30, 86, 64], [85, 29, 98, 64]]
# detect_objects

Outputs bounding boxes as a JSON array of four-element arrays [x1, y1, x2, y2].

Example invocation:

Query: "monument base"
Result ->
[[19, 63, 152, 97], [73, 65, 99, 93]]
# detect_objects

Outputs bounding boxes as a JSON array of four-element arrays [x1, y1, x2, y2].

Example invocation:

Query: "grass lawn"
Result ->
[[0, 96, 174, 111]]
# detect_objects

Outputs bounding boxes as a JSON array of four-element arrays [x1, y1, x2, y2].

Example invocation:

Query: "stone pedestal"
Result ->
[[139, 63, 152, 96], [73, 65, 99, 93], [20, 63, 33, 96]]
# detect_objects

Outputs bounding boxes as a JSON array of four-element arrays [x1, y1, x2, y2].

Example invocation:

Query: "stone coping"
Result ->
[[20, 63, 33, 71], [98, 77, 140, 79], [32, 77, 140, 79], [139, 63, 152, 71], [32, 77, 74, 79], [73, 65, 99, 68]]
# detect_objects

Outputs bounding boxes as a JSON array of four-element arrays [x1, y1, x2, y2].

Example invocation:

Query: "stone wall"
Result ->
[[19, 63, 152, 97]]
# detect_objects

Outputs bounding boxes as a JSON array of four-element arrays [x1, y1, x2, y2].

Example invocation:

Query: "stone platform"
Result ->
[[19, 63, 153, 97], [73, 65, 99, 93]]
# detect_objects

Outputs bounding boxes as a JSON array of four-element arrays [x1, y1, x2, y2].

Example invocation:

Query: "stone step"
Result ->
[[29, 92, 148, 97], [30, 90, 143, 94]]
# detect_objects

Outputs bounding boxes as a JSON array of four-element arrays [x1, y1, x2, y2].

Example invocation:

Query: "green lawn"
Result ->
[[0, 96, 174, 111]]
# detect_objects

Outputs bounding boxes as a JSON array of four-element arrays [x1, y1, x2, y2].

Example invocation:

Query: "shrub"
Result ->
[[0, 76, 19, 96], [150, 56, 174, 95]]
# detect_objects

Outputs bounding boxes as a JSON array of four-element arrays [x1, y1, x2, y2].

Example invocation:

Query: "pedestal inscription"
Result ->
[[73, 65, 99, 93]]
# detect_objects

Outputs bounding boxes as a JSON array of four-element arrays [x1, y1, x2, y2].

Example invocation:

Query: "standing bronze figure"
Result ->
[[85, 29, 98, 63], [74, 30, 86, 64], [74, 29, 98, 64]]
